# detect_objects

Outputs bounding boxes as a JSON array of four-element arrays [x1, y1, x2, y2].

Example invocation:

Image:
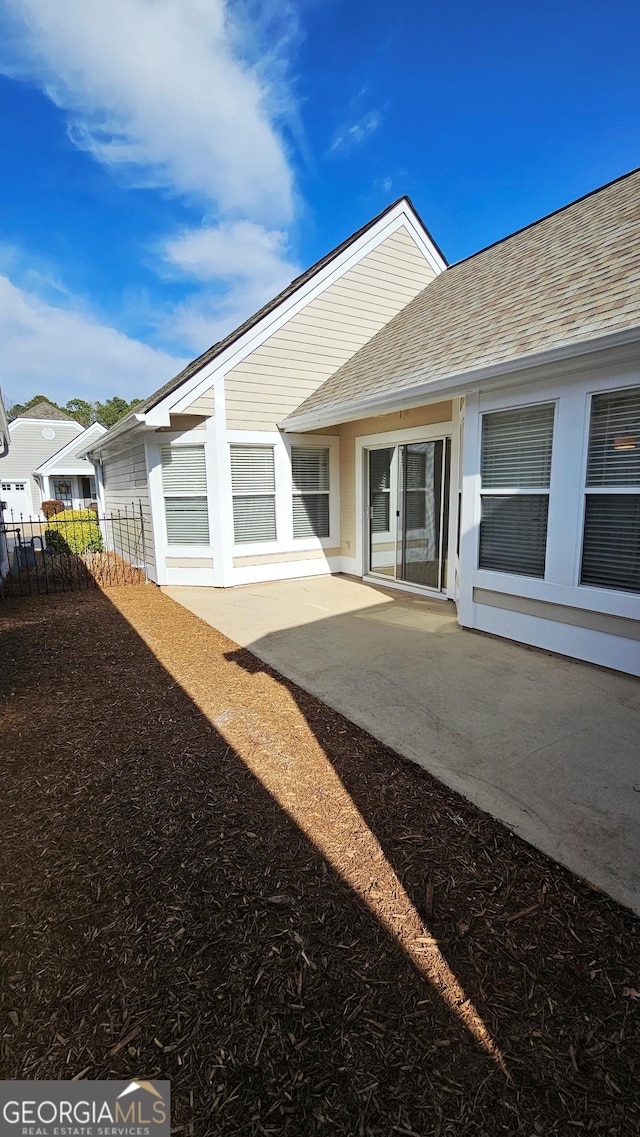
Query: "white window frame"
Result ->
[[467, 365, 640, 623], [477, 401, 556, 580], [228, 431, 340, 555], [291, 445, 331, 540], [148, 431, 213, 558], [161, 441, 210, 549], [579, 385, 640, 596], [230, 442, 278, 547]]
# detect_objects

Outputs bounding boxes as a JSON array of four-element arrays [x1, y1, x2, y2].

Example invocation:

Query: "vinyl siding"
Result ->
[[224, 226, 437, 431], [333, 401, 453, 557], [102, 438, 155, 576], [472, 587, 640, 641], [233, 548, 340, 567], [182, 388, 215, 416], [165, 556, 215, 568], [0, 419, 83, 511]]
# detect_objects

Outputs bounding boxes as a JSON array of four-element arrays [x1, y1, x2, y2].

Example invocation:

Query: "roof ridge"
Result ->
[[451, 165, 640, 269]]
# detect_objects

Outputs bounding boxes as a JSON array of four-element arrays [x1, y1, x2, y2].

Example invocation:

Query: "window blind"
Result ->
[[230, 446, 275, 494], [586, 388, 640, 487], [291, 447, 329, 493], [581, 495, 640, 593], [231, 445, 276, 543], [291, 447, 330, 537], [165, 497, 210, 545], [161, 446, 207, 493], [370, 448, 392, 534], [479, 495, 549, 577], [481, 404, 555, 488], [293, 495, 330, 538], [161, 445, 209, 546]]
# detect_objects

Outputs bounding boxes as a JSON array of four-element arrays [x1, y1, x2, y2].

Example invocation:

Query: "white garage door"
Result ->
[[1, 480, 35, 520]]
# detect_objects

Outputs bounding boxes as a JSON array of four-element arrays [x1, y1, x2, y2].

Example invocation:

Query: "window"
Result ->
[[581, 386, 640, 593], [161, 445, 209, 545], [2, 483, 11, 492], [479, 403, 555, 577], [291, 447, 330, 538], [14, 483, 25, 492], [231, 446, 276, 543]]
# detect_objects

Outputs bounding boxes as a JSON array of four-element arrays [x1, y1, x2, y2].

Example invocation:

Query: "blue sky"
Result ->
[[0, 0, 638, 408]]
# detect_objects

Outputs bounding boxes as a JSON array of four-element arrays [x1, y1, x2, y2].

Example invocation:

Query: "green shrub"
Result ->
[[45, 509, 103, 555]]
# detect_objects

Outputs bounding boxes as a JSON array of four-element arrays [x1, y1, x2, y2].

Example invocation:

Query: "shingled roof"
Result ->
[[17, 400, 78, 422], [284, 167, 640, 426]]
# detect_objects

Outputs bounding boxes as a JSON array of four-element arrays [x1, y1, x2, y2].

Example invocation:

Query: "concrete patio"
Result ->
[[165, 575, 640, 914]]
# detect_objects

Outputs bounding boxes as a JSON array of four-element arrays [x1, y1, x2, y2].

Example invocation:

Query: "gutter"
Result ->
[[280, 323, 640, 433], [85, 412, 147, 458]]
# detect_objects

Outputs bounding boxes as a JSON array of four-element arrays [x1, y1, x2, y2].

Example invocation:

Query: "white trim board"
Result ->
[[143, 204, 446, 426]]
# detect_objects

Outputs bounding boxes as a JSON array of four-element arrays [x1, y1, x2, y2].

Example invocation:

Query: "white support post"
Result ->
[[457, 390, 480, 628]]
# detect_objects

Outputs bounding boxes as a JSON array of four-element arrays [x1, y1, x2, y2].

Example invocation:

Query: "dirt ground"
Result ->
[[1, 584, 639, 1136]]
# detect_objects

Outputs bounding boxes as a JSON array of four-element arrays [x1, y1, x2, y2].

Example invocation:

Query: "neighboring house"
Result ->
[[34, 420, 106, 510], [88, 171, 640, 677], [0, 401, 85, 517], [0, 388, 10, 578]]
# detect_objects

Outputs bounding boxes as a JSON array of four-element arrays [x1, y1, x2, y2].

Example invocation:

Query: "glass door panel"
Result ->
[[397, 441, 443, 588], [367, 440, 450, 592], [368, 447, 395, 578]]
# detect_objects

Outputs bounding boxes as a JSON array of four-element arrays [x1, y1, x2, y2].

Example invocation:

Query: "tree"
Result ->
[[94, 396, 140, 428], [7, 393, 140, 427], [63, 399, 95, 427]]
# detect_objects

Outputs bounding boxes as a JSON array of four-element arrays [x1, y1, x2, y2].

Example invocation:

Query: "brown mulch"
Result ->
[[1, 585, 639, 1136]]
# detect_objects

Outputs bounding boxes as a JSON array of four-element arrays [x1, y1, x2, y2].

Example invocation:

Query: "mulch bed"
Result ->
[[0, 585, 639, 1136]]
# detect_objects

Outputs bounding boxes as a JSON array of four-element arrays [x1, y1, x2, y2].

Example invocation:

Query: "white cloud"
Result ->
[[1, 0, 297, 223], [162, 220, 298, 285], [329, 111, 380, 156], [0, 273, 185, 408], [156, 219, 300, 351]]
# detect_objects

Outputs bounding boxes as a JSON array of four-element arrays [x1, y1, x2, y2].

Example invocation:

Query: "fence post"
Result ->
[[139, 500, 148, 583]]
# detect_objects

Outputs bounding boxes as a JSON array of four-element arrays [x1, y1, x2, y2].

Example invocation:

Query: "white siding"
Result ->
[[224, 226, 437, 431], [0, 419, 83, 512], [102, 437, 155, 576]]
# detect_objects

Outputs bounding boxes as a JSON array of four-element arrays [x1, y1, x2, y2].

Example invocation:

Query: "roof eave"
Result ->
[[280, 324, 640, 433]]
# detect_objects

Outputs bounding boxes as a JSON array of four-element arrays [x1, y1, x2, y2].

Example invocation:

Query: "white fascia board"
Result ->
[[280, 323, 640, 433], [9, 417, 84, 433], [35, 423, 107, 473], [145, 202, 446, 425], [86, 414, 147, 458]]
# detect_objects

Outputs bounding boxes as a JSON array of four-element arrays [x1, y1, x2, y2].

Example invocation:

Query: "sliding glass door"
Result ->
[[368, 440, 450, 591]]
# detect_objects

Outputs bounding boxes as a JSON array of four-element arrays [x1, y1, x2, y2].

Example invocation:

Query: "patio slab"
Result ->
[[165, 575, 640, 913]]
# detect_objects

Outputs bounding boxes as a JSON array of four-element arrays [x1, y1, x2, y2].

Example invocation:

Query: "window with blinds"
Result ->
[[292, 447, 330, 538], [479, 403, 554, 578], [161, 445, 209, 545], [581, 386, 640, 593], [231, 445, 276, 543]]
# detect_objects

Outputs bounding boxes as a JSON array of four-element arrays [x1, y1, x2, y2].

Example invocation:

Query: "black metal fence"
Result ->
[[0, 503, 148, 598]]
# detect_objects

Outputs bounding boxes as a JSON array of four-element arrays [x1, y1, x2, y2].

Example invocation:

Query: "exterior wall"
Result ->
[[458, 346, 640, 676], [0, 419, 83, 513], [224, 227, 438, 431], [101, 436, 156, 579], [334, 401, 454, 558], [182, 388, 215, 416]]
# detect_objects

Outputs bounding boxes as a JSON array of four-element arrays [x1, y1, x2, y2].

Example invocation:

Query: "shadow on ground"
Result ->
[[1, 585, 638, 1136]]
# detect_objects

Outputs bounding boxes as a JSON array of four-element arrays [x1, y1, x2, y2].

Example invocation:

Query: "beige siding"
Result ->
[[0, 420, 83, 511], [155, 415, 207, 433], [102, 437, 155, 576], [333, 401, 453, 557], [166, 556, 214, 568], [233, 548, 340, 567], [225, 226, 437, 430], [182, 388, 215, 416], [473, 589, 640, 642]]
